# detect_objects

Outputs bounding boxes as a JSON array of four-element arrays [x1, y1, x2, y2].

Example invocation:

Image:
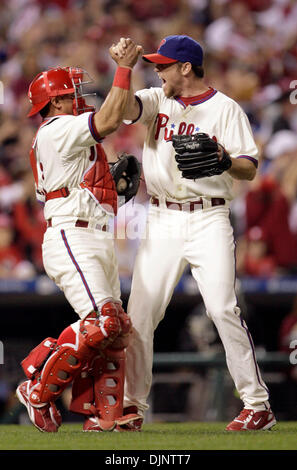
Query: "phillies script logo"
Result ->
[[154, 113, 200, 140]]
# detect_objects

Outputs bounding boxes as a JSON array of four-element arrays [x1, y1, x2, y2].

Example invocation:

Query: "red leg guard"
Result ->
[[29, 343, 88, 406], [92, 347, 125, 421], [69, 356, 97, 416], [28, 301, 122, 407], [69, 347, 126, 422], [116, 303, 132, 336], [79, 304, 121, 350], [112, 304, 132, 350], [21, 338, 58, 382], [69, 305, 131, 421]]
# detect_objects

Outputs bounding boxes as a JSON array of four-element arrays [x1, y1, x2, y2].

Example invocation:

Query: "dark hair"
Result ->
[[191, 65, 204, 78], [39, 101, 51, 118], [39, 94, 74, 118], [177, 62, 204, 78]]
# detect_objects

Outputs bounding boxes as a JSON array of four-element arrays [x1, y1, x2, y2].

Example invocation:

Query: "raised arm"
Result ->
[[109, 37, 143, 122], [92, 38, 142, 137]]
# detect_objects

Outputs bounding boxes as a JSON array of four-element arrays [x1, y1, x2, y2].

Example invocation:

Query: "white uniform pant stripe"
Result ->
[[239, 314, 270, 396], [42, 226, 121, 319], [60, 229, 98, 312]]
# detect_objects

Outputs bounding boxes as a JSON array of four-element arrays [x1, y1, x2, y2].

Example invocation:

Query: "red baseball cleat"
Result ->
[[226, 408, 276, 431], [83, 416, 116, 432], [16, 380, 61, 433], [115, 406, 143, 432], [83, 407, 143, 432]]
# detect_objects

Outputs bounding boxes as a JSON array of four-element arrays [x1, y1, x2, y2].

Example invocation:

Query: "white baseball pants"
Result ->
[[124, 203, 270, 414], [42, 218, 121, 319]]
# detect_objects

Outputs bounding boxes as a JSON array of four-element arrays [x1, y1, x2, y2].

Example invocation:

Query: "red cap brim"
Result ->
[[142, 54, 178, 64], [27, 99, 50, 117]]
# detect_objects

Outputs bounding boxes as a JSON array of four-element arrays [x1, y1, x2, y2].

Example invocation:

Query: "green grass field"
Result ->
[[0, 422, 297, 451]]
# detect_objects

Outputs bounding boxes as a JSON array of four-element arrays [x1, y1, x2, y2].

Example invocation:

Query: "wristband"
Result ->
[[112, 67, 131, 90]]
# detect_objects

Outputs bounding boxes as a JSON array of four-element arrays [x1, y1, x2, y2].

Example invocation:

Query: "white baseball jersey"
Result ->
[[31, 112, 110, 221], [128, 87, 258, 201], [30, 112, 121, 318]]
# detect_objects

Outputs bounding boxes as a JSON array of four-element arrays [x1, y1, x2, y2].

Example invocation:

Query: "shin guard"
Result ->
[[69, 358, 97, 416], [29, 339, 90, 407], [92, 347, 126, 421], [26, 300, 123, 407], [69, 347, 126, 422], [27, 303, 122, 407], [69, 303, 131, 419]]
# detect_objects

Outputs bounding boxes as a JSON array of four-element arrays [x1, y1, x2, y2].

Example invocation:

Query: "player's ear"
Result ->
[[51, 96, 63, 111], [180, 62, 192, 76]]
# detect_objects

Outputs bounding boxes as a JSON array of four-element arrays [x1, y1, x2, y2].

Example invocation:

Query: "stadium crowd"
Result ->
[[0, 0, 297, 280]]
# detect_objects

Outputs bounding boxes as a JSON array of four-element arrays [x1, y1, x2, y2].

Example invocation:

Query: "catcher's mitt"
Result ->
[[109, 153, 141, 204], [172, 133, 232, 179]]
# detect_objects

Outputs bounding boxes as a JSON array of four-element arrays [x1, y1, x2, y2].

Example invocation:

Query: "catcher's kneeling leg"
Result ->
[[69, 303, 139, 431], [21, 300, 122, 414]]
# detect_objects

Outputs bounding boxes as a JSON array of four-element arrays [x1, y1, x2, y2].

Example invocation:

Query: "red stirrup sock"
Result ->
[[57, 323, 78, 345]]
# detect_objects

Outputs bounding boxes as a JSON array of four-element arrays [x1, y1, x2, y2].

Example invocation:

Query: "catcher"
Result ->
[[16, 39, 142, 433], [111, 35, 276, 431]]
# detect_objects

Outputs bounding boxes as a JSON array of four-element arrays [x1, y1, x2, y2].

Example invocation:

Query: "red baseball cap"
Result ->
[[143, 35, 204, 65]]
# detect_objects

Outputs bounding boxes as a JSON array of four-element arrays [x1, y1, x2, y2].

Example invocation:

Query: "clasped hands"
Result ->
[[109, 37, 143, 69]]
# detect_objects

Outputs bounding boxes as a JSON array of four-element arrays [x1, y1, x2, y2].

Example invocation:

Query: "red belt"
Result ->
[[151, 196, 225, 212], [45, 187, 69, 201], [47, 219, 108, 231], [45, 183, 89, 201]]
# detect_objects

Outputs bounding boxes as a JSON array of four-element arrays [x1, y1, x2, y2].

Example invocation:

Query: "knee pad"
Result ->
[[110, 303, 131, 349], [115, 303, 132, 336], [80, 301, 122, 350]]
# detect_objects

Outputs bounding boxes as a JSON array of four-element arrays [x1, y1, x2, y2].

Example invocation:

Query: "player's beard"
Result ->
[[158, 64, 182, 98], [162, 81, 176, 98]]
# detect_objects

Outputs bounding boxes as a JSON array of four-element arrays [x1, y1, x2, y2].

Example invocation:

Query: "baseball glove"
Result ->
[[109, 153, 141, 204], [172, 133, 232, 179]]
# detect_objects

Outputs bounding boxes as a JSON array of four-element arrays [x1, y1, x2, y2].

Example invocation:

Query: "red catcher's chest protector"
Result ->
[[80, 144, 118, 215], [30, 130, 118, 215]]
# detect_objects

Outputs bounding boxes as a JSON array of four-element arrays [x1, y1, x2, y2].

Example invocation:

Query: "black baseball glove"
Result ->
[[109, 153, 141, 205], [172, 133, 232, 179]]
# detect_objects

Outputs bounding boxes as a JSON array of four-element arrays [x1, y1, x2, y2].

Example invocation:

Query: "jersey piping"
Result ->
[[174, 88, 217, 108]]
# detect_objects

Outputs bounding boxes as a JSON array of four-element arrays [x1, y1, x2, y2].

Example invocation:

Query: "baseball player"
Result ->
[[16, 39, 143, 432], [111, 35, 276, 431]]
